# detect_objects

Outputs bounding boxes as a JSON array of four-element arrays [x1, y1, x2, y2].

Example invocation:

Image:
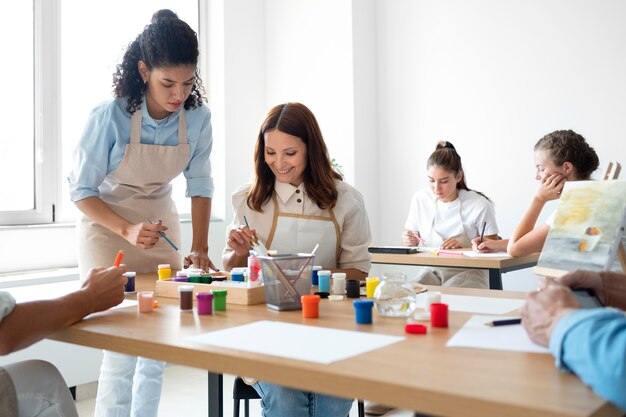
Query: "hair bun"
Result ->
[[436, 141, 455, 151], [152, 9, 178, 23]]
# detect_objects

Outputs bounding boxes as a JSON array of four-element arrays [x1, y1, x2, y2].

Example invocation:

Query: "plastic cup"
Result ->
[[430, 303, 448, 327], [425, 291, 441, 311], [248, 255, 262, 283], [311, 266, 322, 286], [318, 270, 331, 292], [332, 272, 346, 295], [124, 272, 136, 293], [158, 264, 171, 280], [346, 279, 360, 298], [301, 294, 321, 318], [353, 299, 374, 324], [211, 289, 227, 311], [196, 292, 214, 315], [178, 285, 194, 311], [137, 291, 154, 313], [365, 277, 379, 298]]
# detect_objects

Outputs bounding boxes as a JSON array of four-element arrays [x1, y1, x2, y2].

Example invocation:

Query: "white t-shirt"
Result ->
[[404, 188, 498, 244]]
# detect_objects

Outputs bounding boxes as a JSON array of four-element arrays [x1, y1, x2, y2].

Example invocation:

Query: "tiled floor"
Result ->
[[75, 365, 413, 417]]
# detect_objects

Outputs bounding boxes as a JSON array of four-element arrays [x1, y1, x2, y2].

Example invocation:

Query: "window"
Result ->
[[0, 1, 57, 225], [1, 0, 201, 225]]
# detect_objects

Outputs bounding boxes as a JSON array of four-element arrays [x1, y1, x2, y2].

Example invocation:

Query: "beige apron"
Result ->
[[265, 194, 341, 267], [417, 196, 488, 288], [77, 107, 189, 275]]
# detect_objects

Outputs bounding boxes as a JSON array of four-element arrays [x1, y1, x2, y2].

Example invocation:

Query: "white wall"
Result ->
[[376, 0, 626, 290], [3, 0, 626, 290]]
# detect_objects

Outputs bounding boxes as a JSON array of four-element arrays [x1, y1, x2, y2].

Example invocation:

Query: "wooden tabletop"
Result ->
[[371, 250, 540, 270], [49, 275, 619, 417]]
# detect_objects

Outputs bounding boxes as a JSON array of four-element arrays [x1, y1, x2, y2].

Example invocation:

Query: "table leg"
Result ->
[[208, 372, 223, 417], [488, 269, 503, 290]]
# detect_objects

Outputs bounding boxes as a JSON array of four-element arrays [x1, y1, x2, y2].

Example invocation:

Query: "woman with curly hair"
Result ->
[[68, 9, 215, 417], [473, 130, 600, 257]]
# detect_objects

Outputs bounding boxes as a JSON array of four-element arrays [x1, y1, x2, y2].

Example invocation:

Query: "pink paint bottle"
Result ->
[[137, 291, 154, 313]]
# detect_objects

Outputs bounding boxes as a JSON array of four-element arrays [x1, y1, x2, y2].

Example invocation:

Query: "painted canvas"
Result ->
[[536, 180, 626, 274]]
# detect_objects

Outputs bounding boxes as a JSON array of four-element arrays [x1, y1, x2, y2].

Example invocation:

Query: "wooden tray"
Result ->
[[156, 277, 266, 305]]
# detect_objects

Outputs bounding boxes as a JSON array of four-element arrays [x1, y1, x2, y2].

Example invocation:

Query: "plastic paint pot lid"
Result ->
[[353, 299, 374, 308], [314, 291, 330, 299], [211, 289, 227, 296], [405, 324, 428, 334], [312, 265, 323, 271], [301, 294, 321, 303], [124, 271, 136, 277], [158, 264, 171, 268], [177, 285, 194, 292], [196, 292, 214, 300], [328, 295, 344, 302]]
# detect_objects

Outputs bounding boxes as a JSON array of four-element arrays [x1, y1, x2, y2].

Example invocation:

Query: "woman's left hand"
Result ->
[[185, 251, 218, 272], [441, 237, 463, 249]]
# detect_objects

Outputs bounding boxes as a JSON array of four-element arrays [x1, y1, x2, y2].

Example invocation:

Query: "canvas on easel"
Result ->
[[533, 180, 626, 278]]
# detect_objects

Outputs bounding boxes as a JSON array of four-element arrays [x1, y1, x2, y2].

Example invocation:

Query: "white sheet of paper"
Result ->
[[415, 293, 524, 314], [446, 315, 549, 353], [188, 320, 405, 365], [461, 251, 510, 258]]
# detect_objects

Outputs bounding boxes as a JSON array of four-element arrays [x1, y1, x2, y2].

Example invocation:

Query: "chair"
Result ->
[[603, 161, 621, 180], [232, 376, 365, 417]]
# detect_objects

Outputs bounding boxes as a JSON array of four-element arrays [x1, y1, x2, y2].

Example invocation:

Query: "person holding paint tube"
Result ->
[[401, 141, 499, 289], [223, 102, 372, 417], [67, 10, 215, 417], [0, 266, 127, 417]]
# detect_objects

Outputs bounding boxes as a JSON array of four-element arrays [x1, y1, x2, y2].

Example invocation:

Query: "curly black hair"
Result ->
[[534, 130, 599, 180], [112, 9, 206, 113]]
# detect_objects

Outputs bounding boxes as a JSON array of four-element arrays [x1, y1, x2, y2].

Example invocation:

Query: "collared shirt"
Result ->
[[550, 308, 626, 411], [68, 98, 214, 201], [223, 180, 372, 272]]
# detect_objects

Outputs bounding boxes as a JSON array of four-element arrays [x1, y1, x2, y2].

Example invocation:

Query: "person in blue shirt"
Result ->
[[67, 9, 215, 417], [521, 270, 626, 411]]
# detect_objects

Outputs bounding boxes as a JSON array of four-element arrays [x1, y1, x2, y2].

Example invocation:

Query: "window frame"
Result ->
[[0, 0, 60, 225], [1, 0, 209, 227]]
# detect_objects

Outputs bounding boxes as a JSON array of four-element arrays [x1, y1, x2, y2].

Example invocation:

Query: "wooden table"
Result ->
[[370, 250, 540, 290], [49, 276, 619, 417]]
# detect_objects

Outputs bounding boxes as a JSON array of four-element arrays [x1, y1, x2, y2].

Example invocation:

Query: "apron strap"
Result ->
[[266, 194, 280, 249], [177, 110, 187, 145], [328, 207, 341, 265]]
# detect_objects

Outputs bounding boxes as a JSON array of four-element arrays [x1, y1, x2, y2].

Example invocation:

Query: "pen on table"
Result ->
[[147, 218, 179, 252], [485, 318, 521, 327], [113, 250, 124, 267], [479, 221, 487, 244], [434, 249, 465, 256]]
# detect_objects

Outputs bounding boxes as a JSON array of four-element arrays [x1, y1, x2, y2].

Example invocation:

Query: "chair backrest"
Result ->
[[603, 162, 621, 180]]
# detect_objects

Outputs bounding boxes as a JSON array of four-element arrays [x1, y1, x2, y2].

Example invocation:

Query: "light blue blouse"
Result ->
[[550, 308, 626, 411], [68, 98, 214, 201]]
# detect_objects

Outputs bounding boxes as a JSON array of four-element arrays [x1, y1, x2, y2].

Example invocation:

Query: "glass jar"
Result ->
[[373, 272, 416, 317]]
